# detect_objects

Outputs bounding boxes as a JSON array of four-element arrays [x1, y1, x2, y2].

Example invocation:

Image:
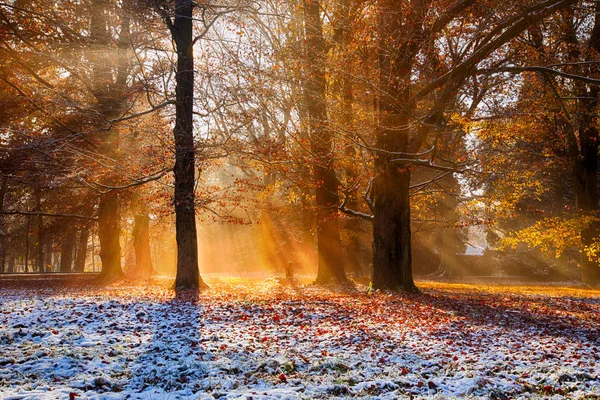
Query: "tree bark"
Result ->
[[60, 229, 75, 272], [132, 212, 154, 278], [576, 85, 600, 285], [7, 255, 14, 274], [563, 4, 600, 286], [372, 168, 417, 291], [371, 0, 417, 292], [0, 176, 7, 274], [90, 0, 124, 280], [97, 195, 122, 278], [74, 225, 89, 272], [171, 0, 207, 290], [44, 235, 53, 272], [24, 214, 31, 273], [303, 0, 346, 284], [35, 184, 44, 273]]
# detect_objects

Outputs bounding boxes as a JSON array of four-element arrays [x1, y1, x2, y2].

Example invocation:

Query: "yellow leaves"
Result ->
[[499, 216, 600, 260]]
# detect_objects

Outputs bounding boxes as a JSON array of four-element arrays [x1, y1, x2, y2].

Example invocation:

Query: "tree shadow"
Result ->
[[412, 287, 600, 344], [129, 289, 206, 396]]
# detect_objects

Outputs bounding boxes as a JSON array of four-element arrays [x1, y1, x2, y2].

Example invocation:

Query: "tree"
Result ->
[[302, 0, 347, 284]]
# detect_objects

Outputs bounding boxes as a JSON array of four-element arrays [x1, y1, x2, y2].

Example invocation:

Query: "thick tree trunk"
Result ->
[[60, 229, 75, 272], [303, 0, 346, 284], [372, 0, 417, 292], [560, 4, 600, 286], [74, 225, 89, 272], [372, 168, 417, 291], [90, 0, 125, 280], [97, 195, 122, 278], [172, 0, 207, 290], [132, 213, 154, 278], [576, 86, 600, 286], [578, 4, 600, 286]]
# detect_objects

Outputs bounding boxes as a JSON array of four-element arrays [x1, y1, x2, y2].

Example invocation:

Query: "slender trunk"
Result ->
[[372, 0, 417, 292], [172, 0, 207, 290], [340, 52, 362, 276], [60, 229, 75, 272], [7, 255, 14, 274], [0, 176, 7, 274], [24, 215, 31, 273], [133, 212, 154, 278], [303, 0, 346, 284], [35, 184, 44, 273], [74, 225, 90, 272], [44, 235, 52, 272]]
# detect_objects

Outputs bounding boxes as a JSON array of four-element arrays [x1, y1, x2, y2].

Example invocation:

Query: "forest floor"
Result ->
[[0, 276, 599, 399]]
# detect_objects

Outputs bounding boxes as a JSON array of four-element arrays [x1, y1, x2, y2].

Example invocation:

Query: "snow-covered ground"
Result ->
[[0, 278, 599, 399]]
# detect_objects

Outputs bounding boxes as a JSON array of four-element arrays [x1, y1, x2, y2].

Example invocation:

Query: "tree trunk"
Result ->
[[372, 168, 417, 291], [340, 48, 362, 276], [171, 0, 207, 290], [24, 214, 31, 273], [566, 3, 600, 286], [60, 229, 75, 272], [303, 0, 346, 284], [576, 86, 600, 286], [89, 0, 129, 280], [371, 0, 417, 292], [7, 255, 14, 274], [74, 225, 89, 273], [35, 184, 44, 273], [0, 176, 8, 274], [132, 212, 154, 278], [44, 236, 53, 272], [97, 195, 123, 278]]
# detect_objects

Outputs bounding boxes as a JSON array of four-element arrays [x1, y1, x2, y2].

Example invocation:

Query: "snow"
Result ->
[[0, 278, 599, 399]]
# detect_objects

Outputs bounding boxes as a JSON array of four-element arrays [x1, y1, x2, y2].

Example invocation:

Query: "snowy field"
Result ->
[[0, 277, 599, 399]]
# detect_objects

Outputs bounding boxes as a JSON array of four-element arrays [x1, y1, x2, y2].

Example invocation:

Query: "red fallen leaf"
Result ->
[[543, 385, 553, 393], [219, 344, 227, 351], [69, 392, 78, 400], [51, 330, 59, 335], [278, 373, 287, 382], [417, 381, 424, 388], [401, 367, 409, 375], [261, 337, 268, 342], [273, 315, 281, 322], [453, 355, 458, 361]]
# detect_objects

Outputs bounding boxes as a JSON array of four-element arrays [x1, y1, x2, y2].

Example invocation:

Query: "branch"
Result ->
[[110, 101, 175, 124], [415, 0, 577, 99], [84, 168, 169, 194], [339, 196, 374, 221], [478, 66, 600, 85], [0, 211, 97, 221], [362, 178, 375, 213]]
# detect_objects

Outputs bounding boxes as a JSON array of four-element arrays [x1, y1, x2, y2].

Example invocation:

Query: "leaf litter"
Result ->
[[0, 277, 599, 399]]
